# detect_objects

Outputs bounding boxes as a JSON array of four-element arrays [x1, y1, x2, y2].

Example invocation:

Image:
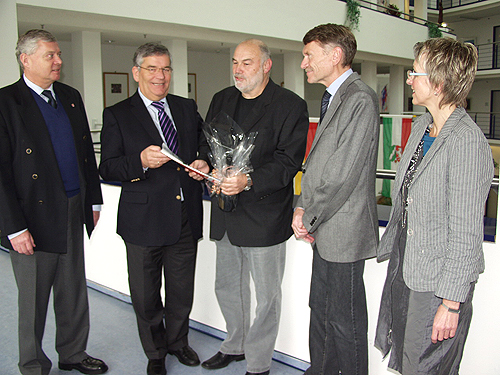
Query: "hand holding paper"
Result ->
[[141, 145, 169, 169], [188, 159, 210, 181], [160, 144, 220, 183]]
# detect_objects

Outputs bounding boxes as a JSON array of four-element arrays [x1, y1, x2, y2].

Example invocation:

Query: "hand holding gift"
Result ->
[[203, 112, 257, 211]]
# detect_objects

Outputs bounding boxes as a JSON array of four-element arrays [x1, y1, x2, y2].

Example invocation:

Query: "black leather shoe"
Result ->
[[246, 371, 270, 375], [201, 351, 245, 370], [147, 358, 166, 375], [168, 345, 200, 366], [59, 355, 108, 374]]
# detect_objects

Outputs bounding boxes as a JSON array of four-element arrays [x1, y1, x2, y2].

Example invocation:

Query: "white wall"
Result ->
[[450, 13, 500, 118], [57, 42, 138, 126], [85, 184, 500, 374], [17, 0, 427, 61], [469, 80, 498, 114], [57, 41, 74, 87], [101, 43, 139, 103], [450, 14, 500, 44], [56, 43, 288, 123], [187, 50, 231, 119]]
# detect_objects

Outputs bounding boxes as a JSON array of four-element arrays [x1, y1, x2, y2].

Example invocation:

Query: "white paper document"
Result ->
[[161, 143, 221, 183]]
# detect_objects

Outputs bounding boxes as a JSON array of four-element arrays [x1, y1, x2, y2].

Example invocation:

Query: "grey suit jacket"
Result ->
[[297, 72, 380, 263], [377, 107, 493, 302]]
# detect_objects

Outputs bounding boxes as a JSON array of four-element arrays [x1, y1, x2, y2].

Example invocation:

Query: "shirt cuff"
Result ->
[[8, 228, 27, 240]]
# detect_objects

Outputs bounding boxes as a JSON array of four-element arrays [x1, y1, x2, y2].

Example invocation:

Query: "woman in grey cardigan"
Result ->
[[375, 38, 494, 374]]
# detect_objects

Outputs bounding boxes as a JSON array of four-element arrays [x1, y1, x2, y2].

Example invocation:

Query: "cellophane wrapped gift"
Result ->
[[203, 112, 257, 212]]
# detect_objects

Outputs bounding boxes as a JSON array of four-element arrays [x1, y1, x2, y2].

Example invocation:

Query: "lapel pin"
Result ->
[[71, 103, 75, 107]]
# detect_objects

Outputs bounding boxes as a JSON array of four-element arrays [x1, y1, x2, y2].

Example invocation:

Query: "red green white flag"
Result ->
[[382, 116, 413, 198]]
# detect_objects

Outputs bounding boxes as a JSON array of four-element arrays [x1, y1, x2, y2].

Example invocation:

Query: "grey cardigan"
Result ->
[[377, 107, 493, 302]]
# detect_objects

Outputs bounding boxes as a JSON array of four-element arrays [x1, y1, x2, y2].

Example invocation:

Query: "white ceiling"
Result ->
[[17, 4, 302, 54]]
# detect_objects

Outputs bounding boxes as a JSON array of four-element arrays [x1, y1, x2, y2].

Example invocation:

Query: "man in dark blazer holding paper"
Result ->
[[201, 39, 309, 375], [292, 24, 379, 375], [0, 29, 106, 375], [99, 42, 209, 375]]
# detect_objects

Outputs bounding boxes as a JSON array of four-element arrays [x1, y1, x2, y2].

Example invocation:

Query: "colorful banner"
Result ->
[[295, 117, 413, 198], [382, 116, 412, 197], [294, 121, 318, 196]]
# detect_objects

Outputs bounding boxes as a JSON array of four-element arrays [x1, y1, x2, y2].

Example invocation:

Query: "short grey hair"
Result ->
[[414, 37, 478, 108], [240, 39, 272, 65], [15, 29, 57, 70], [133, 42, 172, 67]]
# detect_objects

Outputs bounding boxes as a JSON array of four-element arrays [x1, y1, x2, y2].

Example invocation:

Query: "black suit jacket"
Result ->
[[99, 91, 209, 247], [0, 78, 103, 253], [206, 79, 309, 247]]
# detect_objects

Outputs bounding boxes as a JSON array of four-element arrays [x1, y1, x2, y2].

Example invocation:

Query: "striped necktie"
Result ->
[[151, 101, 179, 154], [320, 90, 331, 123]]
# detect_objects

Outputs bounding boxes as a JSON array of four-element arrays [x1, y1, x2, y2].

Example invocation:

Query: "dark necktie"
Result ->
[[41, 90, 57, 109], [320, 89, 331, 123], [151, 101, 179, 154]]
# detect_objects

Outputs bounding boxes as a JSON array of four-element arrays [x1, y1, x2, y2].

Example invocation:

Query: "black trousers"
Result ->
[[306, 247, 369, 375], [125, 203, 197, 360]]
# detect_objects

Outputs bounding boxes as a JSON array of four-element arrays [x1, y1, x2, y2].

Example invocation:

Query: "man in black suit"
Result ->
[[201, 39, 309, 375], [99, 42, 209, 375], [0, 29, 107, 375]]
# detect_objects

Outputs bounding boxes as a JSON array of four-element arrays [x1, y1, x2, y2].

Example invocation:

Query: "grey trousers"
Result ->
[[402, 286, 474, 375], [215, 233, 286, 373], [10, 195, 89, 375]]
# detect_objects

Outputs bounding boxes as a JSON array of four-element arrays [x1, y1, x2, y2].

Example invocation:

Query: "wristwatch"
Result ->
[[243, 173, 252, 191], [441, 302, 460, 314]]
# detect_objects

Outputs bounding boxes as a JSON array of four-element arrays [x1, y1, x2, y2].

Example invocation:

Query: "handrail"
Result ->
[[427, 0, 489, 11], [377, 169, 499, 187], [344, 0, 451, 31], [475, 41, 500, 71]]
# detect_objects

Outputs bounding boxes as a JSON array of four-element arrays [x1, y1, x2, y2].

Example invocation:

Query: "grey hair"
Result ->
[[240, 39, 272, 65], [133, 42, 172, 67], [413, 37, 478, 108], [15, 29, 57, 70]]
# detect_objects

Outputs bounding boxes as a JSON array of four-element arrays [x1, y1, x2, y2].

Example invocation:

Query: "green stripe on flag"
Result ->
[[382, 118, 393, 198]]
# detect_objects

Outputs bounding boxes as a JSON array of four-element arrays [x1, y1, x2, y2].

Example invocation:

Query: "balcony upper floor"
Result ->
[[14, 0, 452, 65], [427, 0, 500, 23]]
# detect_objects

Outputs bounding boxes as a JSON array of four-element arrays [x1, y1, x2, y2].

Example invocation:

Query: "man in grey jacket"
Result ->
[[292, 23, 379, 375]]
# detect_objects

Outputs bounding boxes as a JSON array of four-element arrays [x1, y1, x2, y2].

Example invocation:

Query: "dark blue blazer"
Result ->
[[0, 78, 103, 253], [99, 91, 209, 246]]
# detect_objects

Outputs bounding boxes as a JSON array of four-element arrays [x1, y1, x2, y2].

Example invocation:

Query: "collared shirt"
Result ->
[[137, 89, 178, 146], [137, 89, 184, 200], [9, 76, 101, 241], [23, 74, 56, 106], [325, 68, 353, 109]]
